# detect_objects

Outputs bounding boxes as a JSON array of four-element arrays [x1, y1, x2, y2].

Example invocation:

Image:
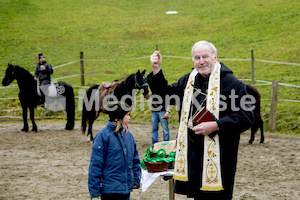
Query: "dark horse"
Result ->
[[2, 64, 75, 131], [246, 84, 264, 144], [81, 70, 149, 141]]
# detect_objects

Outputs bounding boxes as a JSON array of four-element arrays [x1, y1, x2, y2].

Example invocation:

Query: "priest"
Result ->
[[147, 40, 254, 200]]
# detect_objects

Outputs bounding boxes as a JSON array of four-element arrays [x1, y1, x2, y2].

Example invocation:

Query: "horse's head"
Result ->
[[2, 63, 17, 86], [134, 69, 150, 99]]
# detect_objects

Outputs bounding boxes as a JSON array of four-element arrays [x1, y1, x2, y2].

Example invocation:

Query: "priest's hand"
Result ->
[[150, 51, 162, 75], [192, 121, 219, 135]]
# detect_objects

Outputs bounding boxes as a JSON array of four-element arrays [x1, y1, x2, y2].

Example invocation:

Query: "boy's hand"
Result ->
[[132, 185, 138, 189]]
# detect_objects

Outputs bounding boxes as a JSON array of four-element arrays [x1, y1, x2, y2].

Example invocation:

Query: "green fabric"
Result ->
[[141, 146, 176, 170]]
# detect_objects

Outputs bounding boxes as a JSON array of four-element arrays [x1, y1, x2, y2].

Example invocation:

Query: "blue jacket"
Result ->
[[88, 121, 141, 198]]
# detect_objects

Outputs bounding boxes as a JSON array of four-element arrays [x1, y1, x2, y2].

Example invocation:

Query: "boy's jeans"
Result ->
[[151, 111, 170, 145]]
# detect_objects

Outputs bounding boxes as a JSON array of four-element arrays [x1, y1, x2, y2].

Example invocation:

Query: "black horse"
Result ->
[[81, 70, 149, 141], [246, 84, 264, 144], [2, 64, 75, 131]]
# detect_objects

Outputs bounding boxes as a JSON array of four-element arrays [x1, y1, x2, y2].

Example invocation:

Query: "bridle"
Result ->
[[134, 74, 147, 90]]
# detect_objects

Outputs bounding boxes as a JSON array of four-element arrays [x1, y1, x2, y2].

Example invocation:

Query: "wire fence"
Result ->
[[0, 55, 299, 120]]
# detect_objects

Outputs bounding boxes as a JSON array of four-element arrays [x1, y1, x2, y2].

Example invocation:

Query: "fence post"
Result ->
[[80, 52, 85, 86], [251, 49, 254, 85], [269, 81, 278, 132]]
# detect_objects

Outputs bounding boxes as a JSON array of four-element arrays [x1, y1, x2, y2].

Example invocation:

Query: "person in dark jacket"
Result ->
[[88, 101, 141, 200], [34, 53, 53, 85], [34, 53, 53, 105], [147, 40, 254, 200]]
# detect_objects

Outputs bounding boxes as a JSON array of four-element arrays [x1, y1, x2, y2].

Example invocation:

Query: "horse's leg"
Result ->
[[21, 106, 29, 132], [87, 118, 95, 142], [249, 119, 259, 144], [259, 117, 264, 143], [29, 106, 37, 132], [249, 128, 255, 144], [81, 117, 87, 135]]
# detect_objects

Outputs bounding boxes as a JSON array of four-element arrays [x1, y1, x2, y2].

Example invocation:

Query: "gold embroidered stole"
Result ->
[[200, 62, 224, 191], [173, 69, 198, 181], [173, 63, 224, 191]]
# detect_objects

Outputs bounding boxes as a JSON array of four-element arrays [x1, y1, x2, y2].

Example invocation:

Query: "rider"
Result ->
[[34, 53, 53, 105], [34, 53, 53, 85]]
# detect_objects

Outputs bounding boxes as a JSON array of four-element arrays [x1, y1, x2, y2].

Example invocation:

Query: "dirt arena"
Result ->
[[0, 121, 299, 200]]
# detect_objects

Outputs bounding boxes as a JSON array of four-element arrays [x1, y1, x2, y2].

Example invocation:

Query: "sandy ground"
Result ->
[[0, 121, 299, 200]]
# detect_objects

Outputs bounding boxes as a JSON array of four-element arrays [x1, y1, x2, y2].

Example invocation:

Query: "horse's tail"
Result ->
[[63, 82, 75, 130], [246, 84, 261, 114], [81, 84, 99, 134], [81, 99, 88, 134]]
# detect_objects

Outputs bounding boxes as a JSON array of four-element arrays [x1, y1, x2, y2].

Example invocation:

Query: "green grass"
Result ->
[[0, 0, 299, 135]]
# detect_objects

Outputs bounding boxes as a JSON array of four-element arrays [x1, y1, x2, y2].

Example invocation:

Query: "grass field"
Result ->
[[0, 0, 299, 135]]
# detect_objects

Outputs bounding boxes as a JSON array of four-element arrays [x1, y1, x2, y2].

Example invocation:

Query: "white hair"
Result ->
[[191, 40, 217, 61]]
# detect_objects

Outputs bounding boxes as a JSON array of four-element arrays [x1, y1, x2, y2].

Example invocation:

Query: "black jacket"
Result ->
[[34, 61, 53, 82], [147, 63, 254, 199]]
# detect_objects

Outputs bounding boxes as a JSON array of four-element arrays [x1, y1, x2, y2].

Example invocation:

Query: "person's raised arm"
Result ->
[[150, 51, 162, 75]]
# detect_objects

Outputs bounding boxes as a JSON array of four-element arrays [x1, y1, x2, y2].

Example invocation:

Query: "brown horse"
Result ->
[[246, 84, 264, 144]]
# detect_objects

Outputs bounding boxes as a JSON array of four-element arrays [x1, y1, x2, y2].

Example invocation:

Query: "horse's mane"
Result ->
[[113, 73, 135, 96], [122, 73, 135, 84], [15, 65, 34, 79], [116, 73, 136, 90]]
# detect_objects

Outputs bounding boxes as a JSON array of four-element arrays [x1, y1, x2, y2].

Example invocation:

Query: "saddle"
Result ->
[[96, 81, 118, 115], [37, 83, 57, 98]]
